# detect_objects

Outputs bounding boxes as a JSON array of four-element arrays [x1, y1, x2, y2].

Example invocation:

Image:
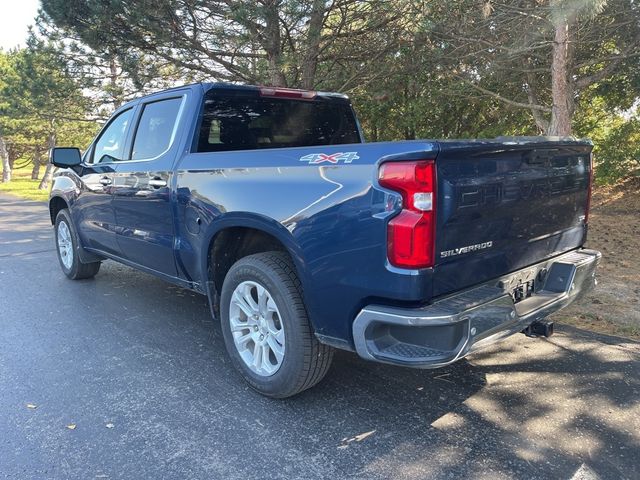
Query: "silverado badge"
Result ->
[[440, 241, 493, 258]]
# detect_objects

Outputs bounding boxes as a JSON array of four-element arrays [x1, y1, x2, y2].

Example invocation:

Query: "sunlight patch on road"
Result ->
[[430, 411, 466, 430]]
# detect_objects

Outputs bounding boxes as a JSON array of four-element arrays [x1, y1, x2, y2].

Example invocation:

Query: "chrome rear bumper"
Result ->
[[352, 248, 601, 368]]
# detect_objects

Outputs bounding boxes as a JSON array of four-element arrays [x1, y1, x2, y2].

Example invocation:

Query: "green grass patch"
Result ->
[[0, 167, 50, 202]]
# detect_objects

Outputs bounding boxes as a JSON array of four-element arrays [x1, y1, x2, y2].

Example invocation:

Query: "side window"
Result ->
[[131, 97, 183, 160], [92, 108, 133, 164]]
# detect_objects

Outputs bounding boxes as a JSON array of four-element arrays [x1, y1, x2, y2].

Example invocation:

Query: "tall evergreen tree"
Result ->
[[40, 0, 410, 89], [0, 42, 96, 188], [430, 0, 640, 135]]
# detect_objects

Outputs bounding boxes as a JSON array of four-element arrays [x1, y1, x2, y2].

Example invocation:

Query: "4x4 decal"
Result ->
[[299, 152, 359, 164]]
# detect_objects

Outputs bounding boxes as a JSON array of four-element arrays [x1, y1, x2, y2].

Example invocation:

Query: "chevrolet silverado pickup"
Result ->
[[49, 83, 601, 397]]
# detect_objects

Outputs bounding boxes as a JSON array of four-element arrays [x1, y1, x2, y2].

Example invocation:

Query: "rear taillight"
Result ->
[[585, 154, 593, 224], [379, 160, 436, 269]]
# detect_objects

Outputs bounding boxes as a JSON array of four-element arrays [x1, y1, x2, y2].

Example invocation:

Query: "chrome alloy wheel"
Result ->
[[229, 280, 285, 376], [57, 220, 73, 270]]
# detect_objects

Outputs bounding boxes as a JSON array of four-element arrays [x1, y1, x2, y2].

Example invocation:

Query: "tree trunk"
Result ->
[[0, 136, 10, 183], [31, 148, 42, 180], [404, 128, 416, 140], [38, 163, 54, 191], [38, 133, 56, 190], [263, 0, 287, 87], [109, 53, 123, 109], [301, 0, 325, 90], [7, 145, 16, 169], [548, 15, 574, 136], [524, 63, 550, 133]]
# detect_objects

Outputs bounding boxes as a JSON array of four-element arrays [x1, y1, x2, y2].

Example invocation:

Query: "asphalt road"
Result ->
[[1, 193, 639, 480]]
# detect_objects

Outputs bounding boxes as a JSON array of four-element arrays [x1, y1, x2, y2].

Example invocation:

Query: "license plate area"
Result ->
[[498, 266, 539, 304], [510, 279, 535, 304]]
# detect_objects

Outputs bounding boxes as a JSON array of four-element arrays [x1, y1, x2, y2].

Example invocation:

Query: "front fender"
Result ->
[[49, 169, 104, 263], [49, 170, 80, 220]]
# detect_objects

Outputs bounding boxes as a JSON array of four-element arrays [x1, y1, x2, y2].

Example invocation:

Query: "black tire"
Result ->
[[54, 209, 101, 280], [220, 251, 333, 398]]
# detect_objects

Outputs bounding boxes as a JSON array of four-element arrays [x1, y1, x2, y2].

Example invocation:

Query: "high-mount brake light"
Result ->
[[259, 87, 317, 100], [378, 160, 436, 269]]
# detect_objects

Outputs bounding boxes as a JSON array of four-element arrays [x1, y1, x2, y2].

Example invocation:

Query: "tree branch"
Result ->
[[575, 39, 640, 90], [525, 70, 549, 132], [456, 76, 551, 112]]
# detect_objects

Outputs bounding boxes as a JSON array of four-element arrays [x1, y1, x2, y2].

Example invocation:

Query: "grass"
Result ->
[[0, 167, 50, 202], [555, 312, 640, 341]]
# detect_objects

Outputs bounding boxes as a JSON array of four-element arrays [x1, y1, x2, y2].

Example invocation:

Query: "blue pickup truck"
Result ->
[[49, 83, 601, 397]]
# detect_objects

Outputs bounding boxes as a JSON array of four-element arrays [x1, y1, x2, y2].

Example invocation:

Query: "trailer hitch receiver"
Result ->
[[522, 320, 554, 338]]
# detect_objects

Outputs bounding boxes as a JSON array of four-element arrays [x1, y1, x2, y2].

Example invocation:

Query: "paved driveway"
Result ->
[[1, 193, 638, 479]]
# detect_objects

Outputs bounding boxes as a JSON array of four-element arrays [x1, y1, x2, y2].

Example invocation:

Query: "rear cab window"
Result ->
[[131, 97, 184, 160], [196, 91, 361, 153]]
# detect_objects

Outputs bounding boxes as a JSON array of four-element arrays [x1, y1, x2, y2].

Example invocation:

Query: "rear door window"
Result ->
[[131, 97, 183, 160], [196, 94, 360, 152]]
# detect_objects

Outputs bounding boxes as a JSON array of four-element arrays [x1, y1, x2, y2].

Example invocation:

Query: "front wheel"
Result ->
[[55, 209, 101, 280], [220, 252, 333, 398]]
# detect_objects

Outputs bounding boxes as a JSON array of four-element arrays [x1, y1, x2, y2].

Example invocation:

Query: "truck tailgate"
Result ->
[[433, 139, 592, 297]]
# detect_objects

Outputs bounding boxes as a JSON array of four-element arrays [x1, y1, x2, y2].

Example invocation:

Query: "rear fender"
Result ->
[[200, 213, 311, 318]]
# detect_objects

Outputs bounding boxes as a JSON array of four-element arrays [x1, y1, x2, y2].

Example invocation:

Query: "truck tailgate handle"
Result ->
[[149, 178, 167, 188]]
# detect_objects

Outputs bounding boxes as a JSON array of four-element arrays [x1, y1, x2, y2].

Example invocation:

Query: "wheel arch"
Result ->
[[50, 195, 104, 264], [201, 214, 311, 323], [49, 196, 69, 225]]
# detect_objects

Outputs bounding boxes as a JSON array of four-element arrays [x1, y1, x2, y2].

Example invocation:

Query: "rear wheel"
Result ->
[[55, 209, 101, 280], [220, 251, 333, 398]]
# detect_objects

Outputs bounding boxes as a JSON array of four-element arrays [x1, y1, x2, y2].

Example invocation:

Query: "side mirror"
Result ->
[[50, 147, 82, 168]]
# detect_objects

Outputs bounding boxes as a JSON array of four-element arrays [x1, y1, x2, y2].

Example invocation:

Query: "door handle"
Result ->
[[99, 176, 112, 186], [149, 178, 167, 189]]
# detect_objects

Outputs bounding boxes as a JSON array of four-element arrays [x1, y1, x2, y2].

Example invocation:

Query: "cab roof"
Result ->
[[118, 82, 350, 111]]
